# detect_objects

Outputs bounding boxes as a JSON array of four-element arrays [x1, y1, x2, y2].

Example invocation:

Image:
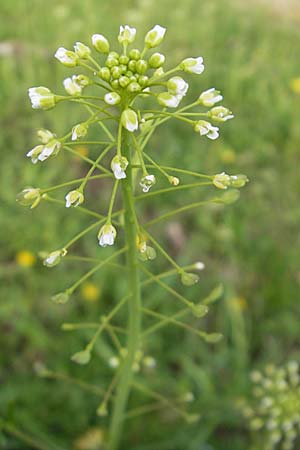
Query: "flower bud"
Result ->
[[110, 66, 121, 79], [97, 402, 108, 417], [208, 106, 234, 122], [149, 52, 165, 68], [204, 333, 223, 343], [73, 74, 91, 87], [54, 47, 78, 67], [28, 87, 55, 110], [138, 75, 149, 87], [157, 92, 182, 108], [121, 108, 138, 132], [37, 129, 55, 144], [198, 88, 223, 106], [136, 59, 148, 74], [98, 67, 111, 82], [181, 272, 199, 286], [119, 76, 130, 88], [98, 224, 117, 247], [139, 174, 156, 193], [119, 55, 129, 64], [111, 80, 119, 90], [71, 349, 91, 365], [167, 76, 189, 97], [230, 174, 249, 188], [169, 176, 180, 186], [65, 189, 84, 208], [145, 25, 166, 48], [63, 77, 82, 96], [190, 303, 209, 318], [74, 41, 91, 59], [129, 48, 141, 60], [153, 67, 164, 78], [127, 82, 141, 93], [16, 187, 41, 209], [105, 56, 119, 68], [71, 123, 88, 141], [111, 155, 129, 179], [128, 60, 136, 71], [51, 291, 70, 304], [104, 91, 121, 106], [180, 57, 204, 74], [213, 172, 231, 190], [43, 248, 67, 268], [118, 25, 136, 45], [92, 34, 110, 53], [194, 120, 219, 140]]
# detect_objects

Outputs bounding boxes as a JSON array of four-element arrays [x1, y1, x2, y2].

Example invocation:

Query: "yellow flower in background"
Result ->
[[81, 282, 100, 302], [76, 146, 89, 157], [230, 296, 247, 311], [290, 77, 300, 94], [220, 147, 236, 164], [74, 427, 105, 450], [16, 250, 36, 267]]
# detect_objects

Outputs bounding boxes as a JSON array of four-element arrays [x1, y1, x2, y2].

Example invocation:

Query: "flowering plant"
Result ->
[[18, 24, 248, 449]]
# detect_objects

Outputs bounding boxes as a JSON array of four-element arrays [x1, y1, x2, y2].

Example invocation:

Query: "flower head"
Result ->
[[54, 47, 78, 67], [167, 76, 189, 97], [65, 189, 84, 208], [199, 88, 223, 107], [145, 25, 166, 48], [92, 34, 110, 53], [71, 123, 88, 141], [28, 87, 55, 110], [43, 248, 67, 268], [111, 155, 129, 179], [63, 76, 82, 96], [194, 120, 219, 140], [118, 25, 136, 45], [16, 187, 41, 208], [209, 106, 234, 122], [121, 108, 138, 132], [180, 57, 204, 74], [98, 224, 117, 247], [140, 174, 156, 193]]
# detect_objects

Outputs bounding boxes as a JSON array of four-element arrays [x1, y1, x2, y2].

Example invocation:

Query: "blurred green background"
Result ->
[[1, 0, 300, 448]]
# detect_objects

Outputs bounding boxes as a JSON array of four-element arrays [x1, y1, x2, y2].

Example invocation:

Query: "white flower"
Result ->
[[37, 129, 55, 144], [180, 57, 205, 74], [118, 25, 136, 45], [111, 155, 129, 179], [157, 92, 182, 108], [140, 174, 156, 193], [104, 92, 121, 106], [74, 42, 91, 59], [98, 224, 117, 247], [145, 25, 166, 48], [26, 145, 44, 164], [213, 172, 231, 189], [209, 106, 234, 122], [28, 87, 55, 110], [167, 76, 189, 97], [43, 248, 67, 268], [63, 76, 82, 96], [92, 34, 110, 53], [65, 190, 84, 208], [199, 88, 223, 107], [121, 108, 138, 132], [194, 120, 219, 140], [38, 139, 61, 161], [54, 47, 78, 67], [71, 123, 88, 141]]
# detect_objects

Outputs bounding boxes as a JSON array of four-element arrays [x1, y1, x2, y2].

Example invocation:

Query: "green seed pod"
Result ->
[[136, 59, 148, 74], [119, 55, 129, 65], [127, 82, 141, 93], [99, 67, 111, 82], [129, 48, 141, 60], [111, 66, 122, 79], [119, 76, 130, 88], [128, 60, 137, 71]]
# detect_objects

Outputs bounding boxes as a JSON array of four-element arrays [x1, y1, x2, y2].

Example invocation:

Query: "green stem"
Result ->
[[108, 130, 141, 450]]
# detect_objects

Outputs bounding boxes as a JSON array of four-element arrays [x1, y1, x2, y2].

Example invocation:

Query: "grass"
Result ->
[[1, 0, 300, 448]]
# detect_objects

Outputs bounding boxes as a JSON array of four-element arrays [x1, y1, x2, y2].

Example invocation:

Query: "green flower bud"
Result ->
[[92, 34, 110, 53], [121, 108, 138, 132], [190, 303, 209, 318], [119, 76, 130, 88], [118, 25, 136, 45], [153, 67, 164, 78], [144, 25, 166, 48], [230, 174, 249, 188], [99, 67, 111, 82], [97, 402, 108, 417], [65, 189, 84, 208], [149, 52, 165, 68], [138, 75, 149, 87], [129, 48, 141, 60], [111, 80, 119, 90], [104, 91, 121, 105], [74, 41, 91, 59], [204, 333, 223, 343], [51, 291, 70, 304], [37, 129, 55, 144], [71, 349, 91, 365], [208, 106, 234, 122], [119, 55, 129, 65], [111, 66, 122, 79], [126, 70, 133, 77], [71, 123, 88, 141], [213, 172, 231, 190], [16, 187, 41, 209], [106, 57, 119, 68], [136, 59, 148, 74], [119, 64, 127, 74], [43, 248, 67, 268], [181, 272, 199, 286], [127, 82, 141, 93], [73, 74, 91, 87], [128, 60, 136, 71]]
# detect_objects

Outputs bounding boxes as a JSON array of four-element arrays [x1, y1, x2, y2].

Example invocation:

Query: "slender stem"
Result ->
[[108, 130, 141, 450]]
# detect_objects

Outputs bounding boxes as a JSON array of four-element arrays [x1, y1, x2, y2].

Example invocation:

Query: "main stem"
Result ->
[[108, 129, 141, 450]]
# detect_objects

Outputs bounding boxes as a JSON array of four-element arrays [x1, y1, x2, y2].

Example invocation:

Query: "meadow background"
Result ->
[[1, 0, 300, 448]]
